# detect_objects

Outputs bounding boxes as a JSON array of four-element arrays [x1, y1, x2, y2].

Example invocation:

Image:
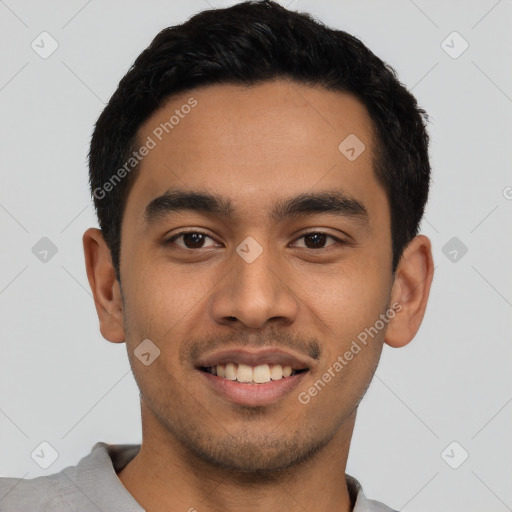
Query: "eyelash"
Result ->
[[165, 230, 346, 250]]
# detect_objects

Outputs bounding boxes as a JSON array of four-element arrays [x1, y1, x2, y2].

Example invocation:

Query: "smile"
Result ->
[[201, 363, 306, 384], [195, 348, 313, 406]]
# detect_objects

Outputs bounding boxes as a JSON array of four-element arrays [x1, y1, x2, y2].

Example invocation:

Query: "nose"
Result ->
[[209, 239, 299, 330]]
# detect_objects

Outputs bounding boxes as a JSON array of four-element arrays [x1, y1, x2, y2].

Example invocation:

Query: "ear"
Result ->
[[385, 235, 434, 348], [83, 227, 125, 343]]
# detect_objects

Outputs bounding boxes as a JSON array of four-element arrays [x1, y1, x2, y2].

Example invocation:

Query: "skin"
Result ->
[[83, 79, 433, 512]]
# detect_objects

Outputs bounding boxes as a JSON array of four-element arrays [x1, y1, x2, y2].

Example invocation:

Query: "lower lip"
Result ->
[[199, 370, 308, 407]]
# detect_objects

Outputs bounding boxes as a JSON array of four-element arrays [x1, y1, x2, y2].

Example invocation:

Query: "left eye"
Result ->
[[291, 232, 340, 249]]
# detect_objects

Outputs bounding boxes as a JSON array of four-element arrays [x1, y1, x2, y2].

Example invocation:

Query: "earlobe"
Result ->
[[385, 235, 434, 348], [82, 227, 125, 343]]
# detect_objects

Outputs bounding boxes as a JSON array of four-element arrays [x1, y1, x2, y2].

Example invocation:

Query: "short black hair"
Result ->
[[88, 0, 430, 280]]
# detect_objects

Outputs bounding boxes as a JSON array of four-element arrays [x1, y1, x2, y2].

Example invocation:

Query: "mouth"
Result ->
[[195, 348, 313, 406], [200, 363, 307, 384]]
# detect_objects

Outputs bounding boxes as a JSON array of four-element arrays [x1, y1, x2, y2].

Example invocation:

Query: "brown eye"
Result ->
[[293, 232, 340, 249], [304, 233, 329, 249], [182, 233, 206, 248], [166, 231, 218, 249]]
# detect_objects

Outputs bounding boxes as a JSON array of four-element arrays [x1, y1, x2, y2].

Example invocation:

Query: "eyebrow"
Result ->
[[144, 188, 369, 226]]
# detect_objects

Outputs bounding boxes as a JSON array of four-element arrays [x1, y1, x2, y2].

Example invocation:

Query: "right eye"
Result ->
[[164, 231, 221, 250]]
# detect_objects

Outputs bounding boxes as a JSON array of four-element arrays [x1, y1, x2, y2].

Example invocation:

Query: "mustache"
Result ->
[[181, 328, 321, 364]]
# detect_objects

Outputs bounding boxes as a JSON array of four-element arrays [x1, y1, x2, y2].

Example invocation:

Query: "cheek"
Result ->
[[122, 247, 214, 337], [301, 276, 388, 414], [121, 271, 195, 395], [301, 257, 391, 341]]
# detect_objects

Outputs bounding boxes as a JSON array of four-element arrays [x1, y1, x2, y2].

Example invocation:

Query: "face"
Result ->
[[117, 80, 395, 472]]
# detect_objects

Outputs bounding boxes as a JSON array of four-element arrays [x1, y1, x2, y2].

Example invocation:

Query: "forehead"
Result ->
[[124, 79, 385, 227]]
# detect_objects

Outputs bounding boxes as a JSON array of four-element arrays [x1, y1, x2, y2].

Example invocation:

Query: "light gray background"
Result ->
[[1, 1, 511, 510]]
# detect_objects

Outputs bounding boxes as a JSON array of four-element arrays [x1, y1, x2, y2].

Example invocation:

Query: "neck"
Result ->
[[117, 403, 357, 512]]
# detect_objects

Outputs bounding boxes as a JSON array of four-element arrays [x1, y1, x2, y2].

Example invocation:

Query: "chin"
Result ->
[[179, 428, 330, 475]]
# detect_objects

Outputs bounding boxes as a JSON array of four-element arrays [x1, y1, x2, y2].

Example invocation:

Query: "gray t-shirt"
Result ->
[[0, 442, 397, 511]]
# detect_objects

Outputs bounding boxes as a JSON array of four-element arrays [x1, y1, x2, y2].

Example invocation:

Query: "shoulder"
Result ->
[[347, 474, 399, 512], [0, 442, 142, 512], [0, 471, 74, 511]]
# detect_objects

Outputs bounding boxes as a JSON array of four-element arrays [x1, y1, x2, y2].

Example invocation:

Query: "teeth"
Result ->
[[206, 363, 300, 383], [270, 364, 283, 380], [237, 364, 253, 383], [225, 362, 237, 380], [253, 364, 271, 383]]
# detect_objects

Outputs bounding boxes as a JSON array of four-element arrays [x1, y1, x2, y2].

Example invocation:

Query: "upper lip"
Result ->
[[195, 347, 313, 371]]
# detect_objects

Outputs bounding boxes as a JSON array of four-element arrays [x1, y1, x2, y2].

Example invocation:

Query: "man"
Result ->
[[0, 1, 433, 510]]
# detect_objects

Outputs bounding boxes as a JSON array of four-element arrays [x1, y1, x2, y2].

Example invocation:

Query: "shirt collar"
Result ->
[[78, 442, 394, 512]]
